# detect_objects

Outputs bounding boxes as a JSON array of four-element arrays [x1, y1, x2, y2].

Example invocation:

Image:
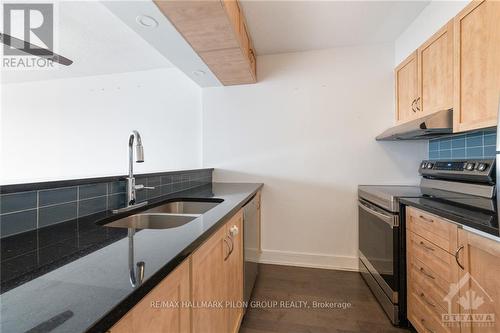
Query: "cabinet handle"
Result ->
[[418, 215, 434, 223], [223, 237, 232, 261], [455, 246, 465, 270], [420, 319, 435, 333], [419, 241, 435, 252], [416, 97, 421, 111], [419, 292, 436, 308], [419, 267, 435, 280], [411, 99, 417, 113]]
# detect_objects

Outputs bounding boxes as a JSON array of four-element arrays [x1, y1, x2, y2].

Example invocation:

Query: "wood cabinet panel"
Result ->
[[418, 21, 454, 116], [154, 0, 256, 85], [191, 227, 228, 333], [458, 229, 500, 333], [225, 211, 244, 333], [453, 0, 500, 132], [110, 260, 191, 333], [395, 52, 419, 123], [199, 47, 256, 85]]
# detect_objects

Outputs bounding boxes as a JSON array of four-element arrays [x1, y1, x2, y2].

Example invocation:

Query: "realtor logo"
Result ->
[[3, 3, 53, 56], [442, 272, 495, 328]]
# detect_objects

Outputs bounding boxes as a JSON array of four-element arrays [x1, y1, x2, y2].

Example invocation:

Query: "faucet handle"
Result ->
[[135, 184, 155, 191]]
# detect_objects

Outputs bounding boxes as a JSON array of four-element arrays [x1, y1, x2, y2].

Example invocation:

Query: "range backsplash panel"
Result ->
[[0, 169, 212, 238], [429, 130, 496, 161]]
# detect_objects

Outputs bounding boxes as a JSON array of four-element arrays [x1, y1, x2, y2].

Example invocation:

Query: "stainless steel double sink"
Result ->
[[104, 199, 222, 230]]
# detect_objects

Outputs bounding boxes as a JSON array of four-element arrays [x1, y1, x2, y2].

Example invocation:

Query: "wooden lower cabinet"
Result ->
[[110, 260, 191, 333], [192, 210, 244, 333], [407, 206, 500, 333], [406, 207, 460, 333], [225, 212, 244, 333], [457, 229, 500, 333], [110, 209, 245, 333]]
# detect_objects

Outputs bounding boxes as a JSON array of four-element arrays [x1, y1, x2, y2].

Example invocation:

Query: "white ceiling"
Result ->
[[240, 0, 430, 55], [2, 1, 174, 84]]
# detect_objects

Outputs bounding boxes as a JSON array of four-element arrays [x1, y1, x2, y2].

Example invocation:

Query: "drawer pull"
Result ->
[[419, 241, 435, 252], [420, 292, 436, 308], [455, 245, 465, 270], [420, 319, 435, 333], [419, 267, 435, 280], [419, 215, 434, 223]]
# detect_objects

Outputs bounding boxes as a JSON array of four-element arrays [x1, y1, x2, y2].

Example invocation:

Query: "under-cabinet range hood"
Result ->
[[376, 109, 453, 141]]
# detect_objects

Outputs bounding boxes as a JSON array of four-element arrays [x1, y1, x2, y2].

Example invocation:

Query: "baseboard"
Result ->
[[258, 249, 359, 272]]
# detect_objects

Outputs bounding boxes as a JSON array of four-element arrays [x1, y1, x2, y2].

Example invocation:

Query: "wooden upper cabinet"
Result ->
[[418, 21, 454, 116], [395, 51, 419, 124], [110, 259, 191, 333], [453, 0, 500, 132], [154, 0, 257, 86], [458, 229, 500, 333]]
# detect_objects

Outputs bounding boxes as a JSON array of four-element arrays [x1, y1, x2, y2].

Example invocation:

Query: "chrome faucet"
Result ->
[[112, 130, 153, 214]]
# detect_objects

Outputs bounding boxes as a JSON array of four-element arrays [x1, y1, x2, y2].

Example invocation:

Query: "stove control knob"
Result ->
[[466, 162, 475, 171], [421, 162, 427, 169], [426, 162, 434, 169], [477, 163, 488, 172]]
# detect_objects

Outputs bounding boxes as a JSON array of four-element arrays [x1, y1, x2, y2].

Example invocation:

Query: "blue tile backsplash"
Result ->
[[429, 130, 497, 160], [0, 169, 213, 238]]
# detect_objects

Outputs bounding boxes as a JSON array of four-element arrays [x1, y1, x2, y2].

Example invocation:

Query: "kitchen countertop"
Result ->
[[0, 182, 263, 333], [400, 197, 500, 242]]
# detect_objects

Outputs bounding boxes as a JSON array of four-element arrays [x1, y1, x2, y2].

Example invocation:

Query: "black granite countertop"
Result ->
[[0, 182, 262, 333], [400, 197, 500, 242]]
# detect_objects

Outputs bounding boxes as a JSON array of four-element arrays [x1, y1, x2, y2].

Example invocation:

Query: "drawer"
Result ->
[[408, 290, 451, 333], [409, 256, 451, 300], [408, 260, 450, 313], [407, 207, 458, 253], [409, 273, 448, 318], [408, 231, 458, 283]]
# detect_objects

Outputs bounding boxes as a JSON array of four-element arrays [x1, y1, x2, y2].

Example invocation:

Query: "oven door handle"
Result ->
[[358, 200, 398, 228]]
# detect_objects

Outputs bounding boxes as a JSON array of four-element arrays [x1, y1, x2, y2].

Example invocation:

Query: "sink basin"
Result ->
[[141, 199, 222, 215], [104, 213, 197, 230]]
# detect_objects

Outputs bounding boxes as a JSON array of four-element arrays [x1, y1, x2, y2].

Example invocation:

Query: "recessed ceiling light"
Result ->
[[136, 15, 159, 28], [192, 70, 206, 77]]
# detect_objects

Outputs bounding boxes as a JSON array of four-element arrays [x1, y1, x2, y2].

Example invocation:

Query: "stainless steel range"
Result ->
[[358, 158, 496, 326]]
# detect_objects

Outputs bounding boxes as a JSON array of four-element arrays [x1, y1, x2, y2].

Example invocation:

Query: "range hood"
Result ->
[[376, 109, 453, 141]]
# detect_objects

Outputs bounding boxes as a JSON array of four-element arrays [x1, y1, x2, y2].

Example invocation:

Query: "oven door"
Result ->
[[358, 198, 399, 303]]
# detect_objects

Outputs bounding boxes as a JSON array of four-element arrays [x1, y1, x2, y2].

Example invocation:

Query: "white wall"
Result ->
[[1, 68, 202, 184], [202, 45, 428, 271], [394, 0, 468, 65]]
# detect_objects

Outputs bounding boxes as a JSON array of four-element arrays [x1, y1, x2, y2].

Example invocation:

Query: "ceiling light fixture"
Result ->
[[136, 15, 159, 28]]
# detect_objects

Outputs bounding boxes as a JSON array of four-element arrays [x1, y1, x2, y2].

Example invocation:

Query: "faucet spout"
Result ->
[[112, 130, 152, 213]]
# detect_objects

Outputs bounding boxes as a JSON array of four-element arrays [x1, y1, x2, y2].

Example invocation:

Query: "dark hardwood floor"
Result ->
[[239, 264, 411, 333]]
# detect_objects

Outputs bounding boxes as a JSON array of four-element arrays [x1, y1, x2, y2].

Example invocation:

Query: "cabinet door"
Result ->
[[192, 227, 228, 333], [395, 51, 419, 123], [110, 260, 191, 333], [225, 211, 244, 333], [418, 21, 454, 116], [453, 0, 500, 132], [457, 229, 500, 333]]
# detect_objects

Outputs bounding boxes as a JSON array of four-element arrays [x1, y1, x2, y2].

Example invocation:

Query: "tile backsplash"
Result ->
[[429, 130, 497, 160], [0, 169, 212, 238]]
